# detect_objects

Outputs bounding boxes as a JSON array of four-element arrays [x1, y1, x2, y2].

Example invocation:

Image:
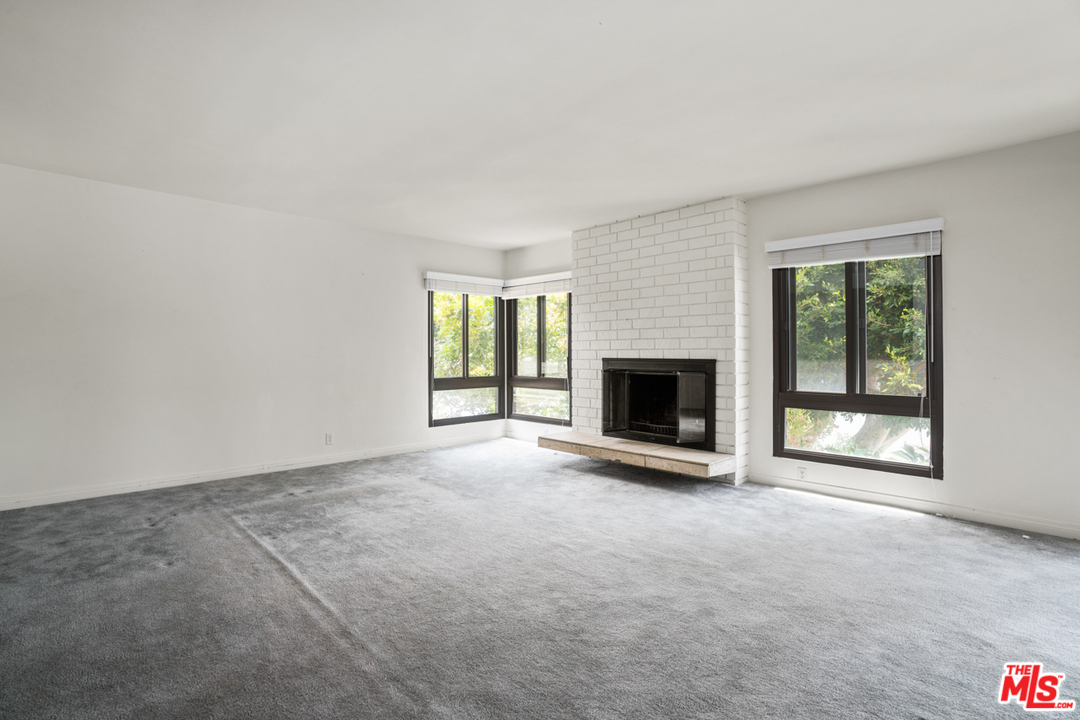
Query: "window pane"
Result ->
[[467, 294, 496, 378], [795, 263, 847, 393], [513, 388, 569, 420], [785, 408, 930, 465], [865, 257, 927, 396], [516, 299, 538, 377], [432, 292, 462, 378], [543, 293, 568, 378], [433, 387, 498, 420]]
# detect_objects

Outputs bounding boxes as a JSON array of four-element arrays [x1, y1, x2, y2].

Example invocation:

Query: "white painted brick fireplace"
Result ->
[[570, 197, 749, 483]]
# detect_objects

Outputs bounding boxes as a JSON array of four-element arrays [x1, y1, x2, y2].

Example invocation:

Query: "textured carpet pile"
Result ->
[[1, 438, 1078, 718]]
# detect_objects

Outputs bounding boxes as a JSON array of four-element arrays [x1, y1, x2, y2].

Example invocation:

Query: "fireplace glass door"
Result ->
[[603, 362, 711, 449]]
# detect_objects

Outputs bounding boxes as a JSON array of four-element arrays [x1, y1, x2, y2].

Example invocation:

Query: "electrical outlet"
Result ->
[[797, 466, 807, 480], [325, 433, 334, 446]]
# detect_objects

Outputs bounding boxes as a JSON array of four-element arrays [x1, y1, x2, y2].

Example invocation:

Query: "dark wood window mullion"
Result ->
[[461, 294, 469, 379], [497, 298, 505, 417], [492, 297, 500, 416], [536, 296, 545, 378], [428, 291, 435, 426], [435, 376, 502, 390], [855, 262, 867, 394], [845, 262, 859, 396], [509, 299, 518, 377], [508, 297, 518, 415], [777, 391, 923, 416], [512, 377, 567, 390], [567, 293, 573, 423], [929, 255, 944, 479], [786, 269, 797, 392], [773, 270, 791, 456]]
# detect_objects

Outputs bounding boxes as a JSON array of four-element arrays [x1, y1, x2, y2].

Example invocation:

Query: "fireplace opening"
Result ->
[[602, 358, 715, 451], [628, 374, 678, 437]]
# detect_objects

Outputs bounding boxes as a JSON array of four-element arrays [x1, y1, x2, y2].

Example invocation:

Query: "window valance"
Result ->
[[422, 272, 505, 297], [423, 270, 571, 298], [765, 218, 943, 269]]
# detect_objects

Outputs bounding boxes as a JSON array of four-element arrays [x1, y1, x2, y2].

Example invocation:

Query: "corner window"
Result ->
[[774, 256, 942, 477], [429, 291, 503, 425], [508, 294, 571, 424]]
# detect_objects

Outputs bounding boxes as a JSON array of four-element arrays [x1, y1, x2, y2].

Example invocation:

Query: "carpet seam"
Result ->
[[225, 513, 439, 718]]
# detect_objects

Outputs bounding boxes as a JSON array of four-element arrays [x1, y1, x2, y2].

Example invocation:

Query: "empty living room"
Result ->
[[2, 2, 1080, 718]]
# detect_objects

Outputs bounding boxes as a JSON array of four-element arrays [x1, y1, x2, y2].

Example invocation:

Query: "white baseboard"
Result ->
[[503, 418, 570, 444], [750, 472, 1080, 541], [0, 432, 503, 512], [503, 428, 545, 443]]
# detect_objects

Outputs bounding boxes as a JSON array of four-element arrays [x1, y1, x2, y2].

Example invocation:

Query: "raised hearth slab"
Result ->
[[538, 431, 737, 480]]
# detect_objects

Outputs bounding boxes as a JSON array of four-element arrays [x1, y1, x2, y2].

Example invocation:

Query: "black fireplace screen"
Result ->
[[602, 358, 715, 451]]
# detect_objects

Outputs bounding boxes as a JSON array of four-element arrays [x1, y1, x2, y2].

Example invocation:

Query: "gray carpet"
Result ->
[[1, 439, 1077, 719]]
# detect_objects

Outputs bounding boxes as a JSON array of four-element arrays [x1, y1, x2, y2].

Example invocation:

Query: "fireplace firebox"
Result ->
[[602, 358, 715, 452]]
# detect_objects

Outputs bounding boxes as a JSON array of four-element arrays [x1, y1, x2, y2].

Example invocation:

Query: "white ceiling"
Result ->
[[2, 1, 1079, 249]]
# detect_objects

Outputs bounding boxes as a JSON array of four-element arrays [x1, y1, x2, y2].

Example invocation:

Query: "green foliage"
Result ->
[[433, 292, 497, 379], [866, 258, 926, 396], [794, 263, 847, 391], [516, 298, 538, 376], [891, 442, 930, 465], [467, 294, 496, 377], [544, 294, 569, 377], [432, 292, 462, 378], [785, 407, 839, 450], [795, 264, 847, 361], [873, 346, 924, 396]]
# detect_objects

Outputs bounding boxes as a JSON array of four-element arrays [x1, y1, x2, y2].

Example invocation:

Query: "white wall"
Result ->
[[0, 163, 506, 508], [746, 131, 1080, 538], [503, 237, 571, 280]]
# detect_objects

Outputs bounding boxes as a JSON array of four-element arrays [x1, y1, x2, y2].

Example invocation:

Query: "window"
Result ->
[[426, 278, 572, 427], [429, 291, 503, 425], [771, 221, 943, 478], [508, 293, 571, 424]]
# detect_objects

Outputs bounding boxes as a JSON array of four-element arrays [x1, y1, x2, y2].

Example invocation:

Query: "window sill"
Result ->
[[430, 413, 503, 428], [507, 413, 571, 427], [775, 448, 937, 478]]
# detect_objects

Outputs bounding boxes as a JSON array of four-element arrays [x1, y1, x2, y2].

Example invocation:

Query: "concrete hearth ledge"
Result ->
[[538, 431, 738, 480]]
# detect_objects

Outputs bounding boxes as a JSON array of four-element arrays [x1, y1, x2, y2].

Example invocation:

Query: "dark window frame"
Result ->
[[506, 294, 572, 426], [428, 291, 505, 427], [772, 256, 943, 478]]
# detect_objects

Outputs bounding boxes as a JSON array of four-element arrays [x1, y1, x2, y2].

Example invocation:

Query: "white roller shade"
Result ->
[[422, 270, 572, 298], [501, 271, 572, 299], [766, 218, 943, 268], [423, 271, 505, 297]]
